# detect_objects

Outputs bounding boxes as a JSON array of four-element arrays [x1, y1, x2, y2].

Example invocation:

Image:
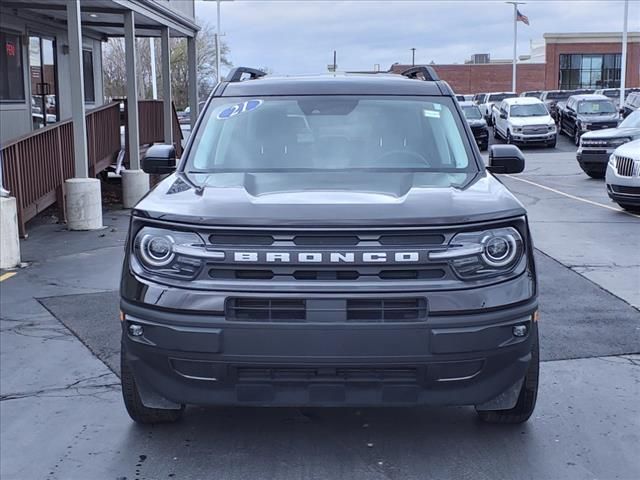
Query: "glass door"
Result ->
[[29, 35, 58, 129]]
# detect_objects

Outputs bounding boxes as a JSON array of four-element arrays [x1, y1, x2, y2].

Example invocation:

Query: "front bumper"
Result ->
[[511, 132, 556, 144], [121, 294, 538, 408], [577, 149, 615, 173], [606, 164, 640, 205]]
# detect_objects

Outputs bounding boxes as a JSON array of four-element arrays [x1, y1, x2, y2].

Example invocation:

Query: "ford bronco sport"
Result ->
[[120, 66, 539, 425]]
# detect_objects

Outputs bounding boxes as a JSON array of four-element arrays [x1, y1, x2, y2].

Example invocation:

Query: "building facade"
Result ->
[[390, 32, 640, 94]]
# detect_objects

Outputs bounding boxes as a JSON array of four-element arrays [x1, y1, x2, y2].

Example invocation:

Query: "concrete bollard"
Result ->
[[121, 169, 149, 208], [65, 178, 103, 230], [0, 196, 21, 269]]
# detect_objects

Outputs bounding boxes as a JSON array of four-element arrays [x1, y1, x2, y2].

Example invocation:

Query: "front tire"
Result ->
[[493, 124, 499, 139], [618, 203, 640, 213], [547, 136, 557, 148], [506, 130, 513, 144], [574, 128, 581, 146], [121, 348, 185, 424], [476, 325, 539, 424]]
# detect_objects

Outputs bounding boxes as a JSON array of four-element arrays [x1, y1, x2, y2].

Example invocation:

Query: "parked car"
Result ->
[[472, 93, 488, 105], [177, 101, 206, 124], [577, 110, 640, 178], [595, 88, 624, 107], [558, 94, 619, 146], [492, 97, 556, 148], [455, 94, 466, 102], [459, 101, 489, 151], [479, 92, 517, 125], [463, 94, 474, 102], [606, 139, 640, 212], [540, 90, 574, 123], [620, 92, 640, 119], [120, 66, 539, 426], [520, 91, 543, 99]]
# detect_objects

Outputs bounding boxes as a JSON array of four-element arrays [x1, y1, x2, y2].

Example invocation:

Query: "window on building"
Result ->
[[559, 53, 622, 90], [83, 49, 95, 102], [1, 31, 25, 101]]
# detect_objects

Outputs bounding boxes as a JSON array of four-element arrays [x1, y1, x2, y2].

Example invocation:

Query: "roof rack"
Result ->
[[225, 67, 267, 83], [399, 66, 440, 82]]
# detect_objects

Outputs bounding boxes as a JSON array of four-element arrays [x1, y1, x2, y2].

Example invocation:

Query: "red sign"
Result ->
[[5, 41, 16, 57]]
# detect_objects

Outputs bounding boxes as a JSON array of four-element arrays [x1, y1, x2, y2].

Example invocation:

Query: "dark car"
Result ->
[[577, 110, 640, 178], [120, 66, 539, 426], [558, 94, 619, 146], [459, 101, 489, 150], [540, 90, 574, 122]]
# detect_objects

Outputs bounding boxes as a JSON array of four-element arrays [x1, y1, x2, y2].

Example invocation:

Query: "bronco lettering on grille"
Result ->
[[233, 252, 422, 263]]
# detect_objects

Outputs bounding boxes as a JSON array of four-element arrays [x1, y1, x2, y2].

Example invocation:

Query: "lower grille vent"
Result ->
[[227, 299, 306, 322], [347, 298, 427, 322], [236, 366, 419, 383]]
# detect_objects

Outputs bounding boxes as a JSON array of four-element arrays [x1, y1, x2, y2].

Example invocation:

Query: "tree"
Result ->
[[102, 20, 232, 109]]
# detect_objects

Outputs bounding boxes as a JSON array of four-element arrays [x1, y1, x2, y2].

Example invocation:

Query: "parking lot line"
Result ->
[[0, 272, 17, 282], [506, 175, 640, 219]]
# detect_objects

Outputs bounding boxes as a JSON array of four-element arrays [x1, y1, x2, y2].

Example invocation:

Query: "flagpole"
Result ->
[[620, 0, 629, 108], [506, 2, 526, 92]]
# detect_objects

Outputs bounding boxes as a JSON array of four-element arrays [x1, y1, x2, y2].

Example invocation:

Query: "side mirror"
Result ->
[[142, 144, 177, 174], [487, 145, 525, 174], [500, 112, 507, 119]]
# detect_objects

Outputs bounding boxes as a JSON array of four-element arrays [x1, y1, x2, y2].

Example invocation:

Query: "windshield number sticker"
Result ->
[[217, 99, 263, 120], [423, 109, 440, 118]]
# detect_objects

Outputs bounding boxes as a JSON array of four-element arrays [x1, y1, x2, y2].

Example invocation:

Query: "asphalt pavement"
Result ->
[[1, 140, 639, 480]]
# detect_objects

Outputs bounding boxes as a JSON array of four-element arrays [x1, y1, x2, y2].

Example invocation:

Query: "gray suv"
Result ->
[[120, 67, 539, 425]]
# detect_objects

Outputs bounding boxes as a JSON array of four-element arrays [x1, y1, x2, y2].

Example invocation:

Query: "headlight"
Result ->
[[609, 137, 631, 147], [581, 123, 591, 131], [513, 127, 523, 133], [429, 227, 525, 279], [133, 227, 215, 279], [609, 154, 616, 167], [547, 124, 556, 132]]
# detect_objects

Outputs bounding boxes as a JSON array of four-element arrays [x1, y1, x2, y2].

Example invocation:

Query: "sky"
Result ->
[[194, 0, 640, 76]]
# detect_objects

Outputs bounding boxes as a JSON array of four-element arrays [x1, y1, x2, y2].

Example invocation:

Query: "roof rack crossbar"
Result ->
[[399, 66, 440, 82], [225, 67, 267, 83]]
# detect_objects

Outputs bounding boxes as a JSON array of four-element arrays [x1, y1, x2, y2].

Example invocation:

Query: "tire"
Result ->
[[476, 325, 539, 424], [574, 128, 581, 146], [506, 130, 513, 145], [121, 348, 185, 424], [618, 203, 640, 213], [547, 137, 557, 148], [583, 169, 605, 179], [493, 124, 499, 140]]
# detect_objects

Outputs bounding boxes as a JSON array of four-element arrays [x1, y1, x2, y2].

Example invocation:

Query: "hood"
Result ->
[[577, 112, 619, 123], [613, 139, 640, 159], [581, 126, 640, 140], [509, 115, 553, 127], [134, 171, 525, 227]]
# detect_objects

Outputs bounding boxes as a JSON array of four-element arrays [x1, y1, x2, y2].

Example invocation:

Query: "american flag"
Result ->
[[517, 9, 530, 26]]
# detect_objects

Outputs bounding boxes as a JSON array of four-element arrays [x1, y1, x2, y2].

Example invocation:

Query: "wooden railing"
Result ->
[[1, 102, 121, 237], [124, 100, 184, 163]]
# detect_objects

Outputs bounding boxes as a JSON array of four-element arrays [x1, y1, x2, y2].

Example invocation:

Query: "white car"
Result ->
[[478, 92, 516, 125], [606, 139, 640, 212], [492, 97, 557, 148]]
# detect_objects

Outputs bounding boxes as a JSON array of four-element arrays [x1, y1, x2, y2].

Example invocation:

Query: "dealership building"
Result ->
[[390, 32, 640, 94]]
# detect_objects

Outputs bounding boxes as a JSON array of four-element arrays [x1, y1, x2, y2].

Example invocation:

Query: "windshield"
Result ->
[[510, 103, 549, 117], [488, 93, 515, 102], [619, 110, 640, 128], [577, 100, 616, 115], [188, 96, 475, 174], [462, 105, 483, 120], [601, 89, 619, 98], [547, 91, 572, 100], [524, 92, 541, 98]]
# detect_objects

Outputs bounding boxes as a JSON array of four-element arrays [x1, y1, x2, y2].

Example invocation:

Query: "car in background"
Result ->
[[463, 94, 474, 102], [177, 101, 206, 125], [540, 90, 574, 123], [459, 101, 489, 151], [520, 91, 543, 99], [595, 88, 624, 107], [620, 92, 640, 119], [606, 139, 640, 212], [493, 97, 556, 148], [455, 94, 466, 102], [578, 110, 640, 178], [472, 93, 488, 105], [479, 92, 517, 125], [558, 94, 619, 146]]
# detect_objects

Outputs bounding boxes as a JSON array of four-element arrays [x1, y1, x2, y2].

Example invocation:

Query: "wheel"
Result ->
[[493, 124, 499, 139], [121, 348, 185, 424], [574, 128, 581, 146], [618, 203, 640, 213], [547, 137, 557, 148], [476, 325, 539, 424], [583, 169, 605, 179], [506, 130, 513, 144]]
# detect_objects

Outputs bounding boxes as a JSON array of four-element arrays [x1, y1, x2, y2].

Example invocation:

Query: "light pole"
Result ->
[[205, 0, 233, 83], [619, 0, 629, 108], [506, 1, 526, 92], [411, 48, 416, 66]]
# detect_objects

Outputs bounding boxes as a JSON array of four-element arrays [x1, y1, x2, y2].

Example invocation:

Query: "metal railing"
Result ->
[[1, 102, 121, 237]]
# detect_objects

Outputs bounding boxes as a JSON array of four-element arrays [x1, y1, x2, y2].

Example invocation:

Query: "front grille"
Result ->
[[611, 185, 640, 195], [226, 297, 427, 323], [210, 267, 445, 281], [582, 139, 610, 148], [522, 125, 548, 135], [588, 123, 618, 131], [615, 156, 637, 177], [236, 366, 420, 383]]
